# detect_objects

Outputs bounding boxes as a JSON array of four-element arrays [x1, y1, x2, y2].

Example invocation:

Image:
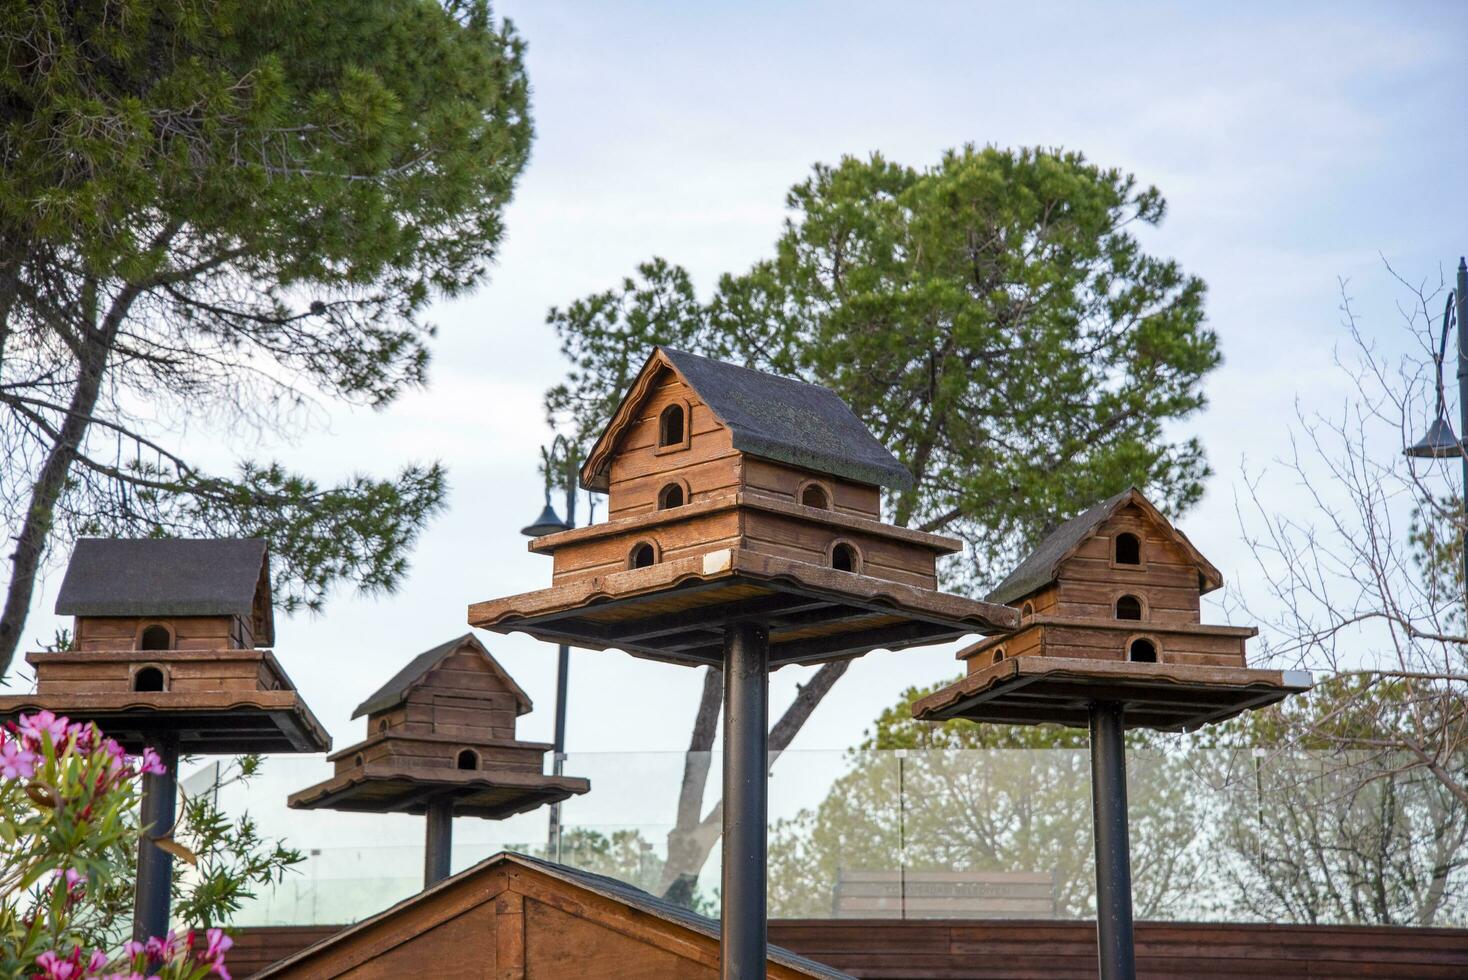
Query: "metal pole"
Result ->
[[133, 732, 179, 945], [721, 622, 769, 980], [1455, 257, 1468, 603], [424, 798, 454, 886], [547, 450, 577, 860], [1089, 701, 1136, 980]]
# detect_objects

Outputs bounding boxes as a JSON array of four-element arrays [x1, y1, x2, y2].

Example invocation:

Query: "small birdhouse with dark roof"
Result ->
[[912, 488, 1312, 732], [471, 348, 1016, 666], [0, 537, 328, 754], [289, 633, 588, 821]]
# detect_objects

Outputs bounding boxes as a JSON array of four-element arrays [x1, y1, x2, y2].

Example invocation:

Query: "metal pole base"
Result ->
[[424, 798, 454, 887], [721, 622, 769, 980], [1089, 701, 1137, 980], [133, 732, 180, 944]]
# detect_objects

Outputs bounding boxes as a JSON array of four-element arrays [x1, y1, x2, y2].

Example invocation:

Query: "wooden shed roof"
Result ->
[[986, 488, 1223, 606], [251, 851, 853, 979], [54, 537, 274, 645], [351, 633, 531, 719], [581, 347, 915, 493]]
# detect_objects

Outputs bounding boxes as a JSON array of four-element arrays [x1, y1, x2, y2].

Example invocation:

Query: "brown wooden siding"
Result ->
[[550, 511, 742, 584], [742, 458, 881, 519], [74, 614, 250, 652], [1052, 508, 1203, 625], [608, 374, 738, 520], [741, 511, 936, 589], [231, 920, 1468, 980]]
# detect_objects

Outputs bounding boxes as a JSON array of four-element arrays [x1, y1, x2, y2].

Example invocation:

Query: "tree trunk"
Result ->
[[0, 289, 130, 676], [658, 659, 852, 903]]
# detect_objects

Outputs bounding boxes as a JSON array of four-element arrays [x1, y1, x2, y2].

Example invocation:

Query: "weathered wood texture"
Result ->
[[292, 636, 587, 819], [246, 854, 847, 979], [74, 614, 254, 651], [959, 620, 1251, 672], [1048, 505, 1205, 624], [31, 649, 292, 696], [231, 919, 1468, 980]]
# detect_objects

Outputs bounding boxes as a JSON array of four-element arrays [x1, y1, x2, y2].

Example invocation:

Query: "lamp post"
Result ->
[[1405, 258, 1468, 602], [521, 436, 577, 861]]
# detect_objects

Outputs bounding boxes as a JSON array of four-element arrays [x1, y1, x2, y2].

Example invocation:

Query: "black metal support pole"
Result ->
[[133, 732, 179, 944], [545, 641, 570, 861], [424, 798, 454, 887], [1455, 257, 1468, 603], [547, 453, 578, 860], [721, 622, 769, 980], [1089, 701, 1136, 980]]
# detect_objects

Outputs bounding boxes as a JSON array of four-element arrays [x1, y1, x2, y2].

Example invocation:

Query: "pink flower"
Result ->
[[34, 948, 78, 979], [18, 710, 68, 746], [0, 739, 36, 779], [86, 950, 108, 972], [121, 941, 144, 959], [202, 929, 232, 960], [137, 747, 167, 777]]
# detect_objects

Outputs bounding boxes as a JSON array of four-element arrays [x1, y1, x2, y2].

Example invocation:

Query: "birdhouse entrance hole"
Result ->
[[139, 624, 173, 651], [456, 749, 479, 771], [1114, 532, 1141, 565], [629, 542, 657, 569], [831, 542, 859, 573], [658, 404, 685, 447], [800, 483, 830, 509], [1128, 638, 1158, 663], [132, 666, 167, 692], [658, 483, 685, 509], [1115, 595, 1143, 620]]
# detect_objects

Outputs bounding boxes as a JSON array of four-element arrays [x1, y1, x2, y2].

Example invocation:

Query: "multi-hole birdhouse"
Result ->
[[913, 488, 1312, 731], [0, 537, 329, 753], [469, 347, 1017, 665], [288, 633, 588, 821]]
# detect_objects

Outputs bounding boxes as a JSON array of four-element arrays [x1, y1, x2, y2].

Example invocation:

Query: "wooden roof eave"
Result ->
[[580, 348, 671, 492], [912, 656, 1313, 732], [325, 730, 554, 764], [527, 490, 964, 555]]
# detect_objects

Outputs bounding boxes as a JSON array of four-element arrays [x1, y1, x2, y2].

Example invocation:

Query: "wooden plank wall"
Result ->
[[229, 919, 1468, 979]]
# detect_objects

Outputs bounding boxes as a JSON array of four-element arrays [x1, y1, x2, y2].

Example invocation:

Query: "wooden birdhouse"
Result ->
[[0, 538, 328, 754], [913, 488, 1311, 731], [471, 347, 1017, 666], [289, 634, 588, 822]]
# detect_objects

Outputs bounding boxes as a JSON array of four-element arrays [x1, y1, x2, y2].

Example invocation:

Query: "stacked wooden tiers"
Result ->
[[471, 347, 1016, 663], [0, 538, 329, 754], [289, 634, 588, 819], [913, 488, 1311, 732]]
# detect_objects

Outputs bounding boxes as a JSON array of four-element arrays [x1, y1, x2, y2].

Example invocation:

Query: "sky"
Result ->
[[9, 0, 1468, 862]]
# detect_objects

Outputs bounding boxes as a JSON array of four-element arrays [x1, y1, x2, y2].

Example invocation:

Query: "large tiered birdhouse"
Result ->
[[0, 538, 328, 753], [913, 488, 1311, 731], [470, 348, 1016, 665], [288, 634, 588, 820]]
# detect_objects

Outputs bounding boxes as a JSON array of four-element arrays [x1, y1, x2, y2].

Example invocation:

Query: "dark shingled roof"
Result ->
[[55, 538, 273, 645], [351, 633, 531, 720], [254, 850, 853, 979], [660, 348, 914, 491]]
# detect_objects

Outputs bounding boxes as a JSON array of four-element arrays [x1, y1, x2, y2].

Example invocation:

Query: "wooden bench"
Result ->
[[832, 869, 1056, 918]]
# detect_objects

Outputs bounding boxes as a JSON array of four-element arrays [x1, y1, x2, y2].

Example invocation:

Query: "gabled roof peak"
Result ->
[[580, 347, 914, 493], [986, 488, 1222, 605], [351, 633, 530, 719]]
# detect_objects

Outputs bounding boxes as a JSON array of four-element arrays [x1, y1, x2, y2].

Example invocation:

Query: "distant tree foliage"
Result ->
[[546, 145, 1219, 592], [0, 0, 533, 674], [766, 678, 1206, 920]]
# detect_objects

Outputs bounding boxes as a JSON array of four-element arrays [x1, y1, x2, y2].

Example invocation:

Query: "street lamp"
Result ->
[[521, 435, 578, 862], [1404, 258, 1468, 598]]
